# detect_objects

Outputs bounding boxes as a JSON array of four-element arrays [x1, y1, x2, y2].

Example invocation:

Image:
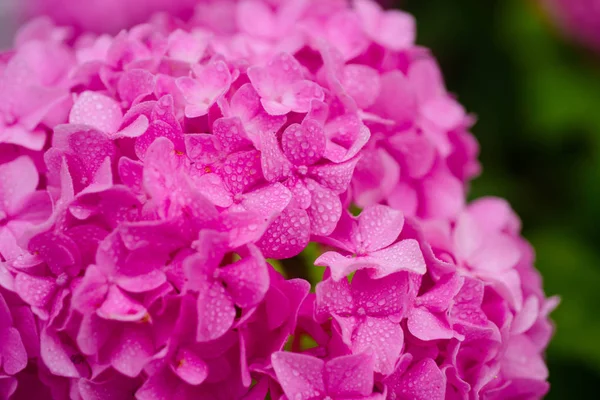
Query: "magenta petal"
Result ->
[[135, 367, 180, 400], [77, 314, 112, 357], [135, 120, 184, 160], [40, 328, 80, 378], [177, 60, 232, 118], [306, 180, 342, 236], [69, 91, 123, 133], [256, 207, 310, 259], [219, 150, 263, 195], [387, 358, 445, 400], [0, 156, 39, 215], [408, 307, 454, 341], [117, 69, 155, 107], [271, 352, 325, 399], [196, 281, 236, 342], [0, 327, 27, 374], [109, 324, 154, 377], [260, 130, 292, 182], [170, 347, 209, 386], [351, 317, 402, 375], [238, 182, 292, 219], [97, 286, 146, 321], [78, 372, 140, 400], [309, 157, 358, 194], [219, 245, 269, 308], [357, 205, 404, 252], [366, 239, 427, 278], [282, 119, 326, 166], [325, 353, 374, 397]]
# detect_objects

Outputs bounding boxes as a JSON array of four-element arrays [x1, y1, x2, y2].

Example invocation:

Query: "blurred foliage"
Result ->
[[402, 0, 600, 397]]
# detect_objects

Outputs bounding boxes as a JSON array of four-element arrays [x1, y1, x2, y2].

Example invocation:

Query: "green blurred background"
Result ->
[[400, 0, 600, 397]]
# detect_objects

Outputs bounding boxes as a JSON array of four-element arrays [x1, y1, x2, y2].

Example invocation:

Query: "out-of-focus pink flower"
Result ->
[[544, 0, 600, 52], [21, 0, 197, 34]]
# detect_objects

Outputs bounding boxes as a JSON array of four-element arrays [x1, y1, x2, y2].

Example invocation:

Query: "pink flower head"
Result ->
[[0, 0, 555, 397]]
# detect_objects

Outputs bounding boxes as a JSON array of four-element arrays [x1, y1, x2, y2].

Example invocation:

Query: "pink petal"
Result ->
[[219, 245, 269, 308], [69, 91, 123, 133], [118, 69, 155, 107], [97, 286, 147, 322], [306, 180, 342, 236], [71, 265, 108, 315], [213, 117, 252, 153], [315, 276, 354, 320], [512, 296, 540, 335], [282, 119, 326, 166], [260, 131, 292, 182], [14, 273, 57, 313], [256, 207, 310, 259], [339, 64, 381, 109], [357, 205, 404, 252], [40, 328, 80, 378], [118, 157, 144, 194], [193, 173, 233, 208], [408, 57, 445, 104], [324, 114, 370, 163], [167, 29, 209, 64], [366, 239, 426, 279], [351, 317, 402, 375], [388, 358, 446, 400], [237, 182, 292, 219], [271, 352, 325, 399], [468, 234, 521, 273], [184, 134, 223, 164], [371, 70, 417, 125], [0, 156, 39, 215], [420, 166, 465, 220], [407, 307, 454, 341], [325, 353, 374, 397], [0, 125, 46, 151], [135, 367, 180, 400], [135, 120, 184, 160], [171, 347, 209, 386], [109, 324, 154, 377], [309, 157, 358, 195], [196, 281, 236, 342], [236, 0, 276, 38], [351, 270, 407, 317], [387, 130, 436, 179], [324, 11, 369, 61], [416, 273, 464, 313], [315, 250, 360, 282], [177, 61, 232, 118], [78, 372, 139, 400], [219, 150, 263, 195], [0, 327, 27, 374], [77, 314, 112, 357]]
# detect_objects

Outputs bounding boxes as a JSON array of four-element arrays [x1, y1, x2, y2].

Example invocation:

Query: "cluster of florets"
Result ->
[[0, 0, 556, 399]]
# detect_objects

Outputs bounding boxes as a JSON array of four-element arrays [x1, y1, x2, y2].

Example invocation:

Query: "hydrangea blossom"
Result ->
[[0, 0, 556, 399]]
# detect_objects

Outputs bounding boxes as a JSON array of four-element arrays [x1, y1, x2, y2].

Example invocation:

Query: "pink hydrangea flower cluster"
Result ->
[[544, 0, 600, 52], [0, 0, 556, 399]]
